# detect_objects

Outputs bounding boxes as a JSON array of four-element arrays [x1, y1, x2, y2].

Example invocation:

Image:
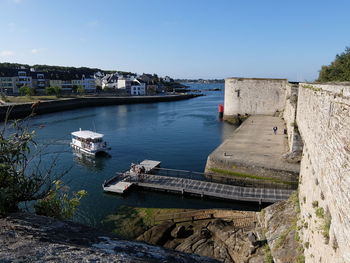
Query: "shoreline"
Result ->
[[0, 94, 202, 121]]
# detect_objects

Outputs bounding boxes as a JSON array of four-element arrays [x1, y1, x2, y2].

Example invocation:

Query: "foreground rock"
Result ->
[[137, 197, 305, 263], [138, 217, 266, 263], [0, 213, 219, 263], [258, 196, 304, 263]]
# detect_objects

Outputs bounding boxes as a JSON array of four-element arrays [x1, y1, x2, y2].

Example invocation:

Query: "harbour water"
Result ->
[[24, 83, 256, 229]]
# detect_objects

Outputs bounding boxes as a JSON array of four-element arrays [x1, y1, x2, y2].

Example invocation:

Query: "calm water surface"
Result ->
[[25, 83, 254, 229]]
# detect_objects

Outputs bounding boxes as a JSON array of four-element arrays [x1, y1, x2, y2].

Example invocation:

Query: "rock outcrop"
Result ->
[[137, 217, 266, 263], [0, 213, 219, 263], [258, 196, 304, 263]]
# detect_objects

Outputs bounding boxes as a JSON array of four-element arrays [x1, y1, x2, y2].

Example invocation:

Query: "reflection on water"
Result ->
[[22, 83, 249, 230], [72, 150, 109, 171]]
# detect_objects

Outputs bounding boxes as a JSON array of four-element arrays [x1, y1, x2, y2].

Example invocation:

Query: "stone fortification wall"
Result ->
[[297, 83, 350, 263], [283, 83, 303, 153], [224, 77, 288, 117]]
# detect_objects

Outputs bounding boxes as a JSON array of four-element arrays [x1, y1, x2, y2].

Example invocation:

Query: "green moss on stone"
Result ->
[[209, 168, 295, 185]]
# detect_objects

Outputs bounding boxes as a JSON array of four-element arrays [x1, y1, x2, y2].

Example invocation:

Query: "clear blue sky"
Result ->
[[1, 0, 350, 80]]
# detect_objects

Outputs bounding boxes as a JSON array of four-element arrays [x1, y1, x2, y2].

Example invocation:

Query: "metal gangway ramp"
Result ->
[[103, 161, 294, 204]]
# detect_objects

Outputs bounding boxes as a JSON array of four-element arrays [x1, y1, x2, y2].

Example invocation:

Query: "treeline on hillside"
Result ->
[[318, 47, 350, 82], [176, 79, 224, 83], [0, 62, 135, 76]]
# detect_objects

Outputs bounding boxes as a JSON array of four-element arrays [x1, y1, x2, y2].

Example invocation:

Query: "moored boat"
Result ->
[[70, 129, 111, 156]]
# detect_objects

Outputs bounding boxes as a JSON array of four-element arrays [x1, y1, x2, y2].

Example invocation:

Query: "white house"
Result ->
[[130, 79, 146, 96], [162, 76, 172, 83], [102, 73, 119, 89], [117, 78, 131, 90]]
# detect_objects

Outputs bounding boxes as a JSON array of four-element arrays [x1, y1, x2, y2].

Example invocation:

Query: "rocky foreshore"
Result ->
[[0, 213, 219, 263], [135, 197, 303, 263], [136, 214, 265, 263]]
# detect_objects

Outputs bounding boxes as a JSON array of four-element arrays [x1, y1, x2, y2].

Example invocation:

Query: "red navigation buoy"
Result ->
[[218, 104, 224, 118]]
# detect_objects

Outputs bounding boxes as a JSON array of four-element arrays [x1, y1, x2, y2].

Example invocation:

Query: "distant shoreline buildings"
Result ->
[[0, 63, 176, 96]]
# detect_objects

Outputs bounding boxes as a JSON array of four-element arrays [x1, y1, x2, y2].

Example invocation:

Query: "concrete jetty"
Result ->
[[205, 115, 300, 189]]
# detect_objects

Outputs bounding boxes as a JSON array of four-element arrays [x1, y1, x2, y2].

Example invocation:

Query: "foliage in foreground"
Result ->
[[0, 115, 86, 219], [318, 47, 350, 82], [0, 118, 47, 213], [35, 180, 87, 220]]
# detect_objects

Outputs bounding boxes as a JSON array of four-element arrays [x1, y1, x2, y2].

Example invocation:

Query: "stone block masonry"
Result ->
[[224, 77, 288, 118], [297, 83, 350, 263], [205, 115, 300, 190], [216, 76, 350, 262], [283, 82, 303, 155]]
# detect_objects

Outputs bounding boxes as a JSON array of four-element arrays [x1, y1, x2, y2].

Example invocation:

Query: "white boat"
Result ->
[[70, 129, 111, 156]]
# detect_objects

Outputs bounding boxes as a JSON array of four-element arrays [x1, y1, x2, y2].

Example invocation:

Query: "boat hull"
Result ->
[[70, 143, 110, 156]]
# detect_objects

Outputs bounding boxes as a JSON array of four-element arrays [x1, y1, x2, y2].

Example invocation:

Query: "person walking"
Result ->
[[273, 126, 278, 135]]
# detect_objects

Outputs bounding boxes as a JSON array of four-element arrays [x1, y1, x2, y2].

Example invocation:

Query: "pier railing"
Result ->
[[150, 167, 297, 190], [152, 167, 205, 180]]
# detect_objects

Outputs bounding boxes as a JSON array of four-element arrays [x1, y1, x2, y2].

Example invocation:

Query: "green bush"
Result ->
[[0, 118, 47, 213], [0, 116, 84, 219], [45, 86, 62, 97], [35, 180, 87, 220], [19, 86, 36, 96], [77, 86, 85, 95], [315, 207, 325, 218], [321, 211, 331, 244]]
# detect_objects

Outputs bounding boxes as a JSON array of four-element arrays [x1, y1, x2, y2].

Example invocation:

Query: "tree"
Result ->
[[77, 86, 85, 95], [318, 47, 350, 82], [0, 115, 86, 218], [45, 86, 62, 97], [19, 86, 36, 97], [72, 85, 79, 93]]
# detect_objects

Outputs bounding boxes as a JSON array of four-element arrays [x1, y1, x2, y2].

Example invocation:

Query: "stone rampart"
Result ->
[[297, 83, 350, 263], [224, 77, 288, 118], [283, 83, 303, 154]]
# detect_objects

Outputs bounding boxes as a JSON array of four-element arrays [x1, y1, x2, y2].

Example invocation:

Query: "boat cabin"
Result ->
[[71, 129, 110, 155]]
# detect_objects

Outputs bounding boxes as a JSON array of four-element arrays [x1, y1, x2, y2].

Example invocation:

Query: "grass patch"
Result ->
[[303, 85, 322, 92], [315, 207, 324, 218], [209, 168, 296, 186], [102, 206, 187, 239], [289, 191, 300, 213], [263, 244, 273, 263], [321, 212, 331, 244], [6, 95, 73, 103], [296, 254, 305, 263]]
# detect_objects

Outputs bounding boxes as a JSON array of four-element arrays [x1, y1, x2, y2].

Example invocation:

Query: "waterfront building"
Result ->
[[102, 73, 119, 89], [117, 78, 131, 90], [50, 73, 96, 92], [162, 76, 173, 83], [130, 79, 146, 95], [0, 77, 17, 94]]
